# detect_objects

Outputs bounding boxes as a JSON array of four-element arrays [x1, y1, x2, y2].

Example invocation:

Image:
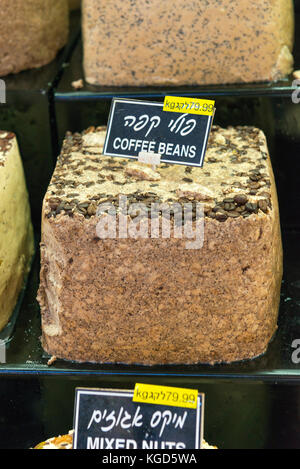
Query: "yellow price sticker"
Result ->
[[133, 383, 198, 409], [163, 96, 215, 116]]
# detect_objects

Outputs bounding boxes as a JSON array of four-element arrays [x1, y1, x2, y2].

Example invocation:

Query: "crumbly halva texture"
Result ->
[[0, 0, 69, 77], [33, 430, 217, 449], [37, 125, 282, 365], [0, 132, 34, 331], [82, 0, 294, 86]]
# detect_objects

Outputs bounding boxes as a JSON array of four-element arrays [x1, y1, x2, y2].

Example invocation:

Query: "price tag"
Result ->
[[73, 387, 205, 449], [133, 383, 198, 409], [103, 97, 215, 167], [163, 96, 215, 116]]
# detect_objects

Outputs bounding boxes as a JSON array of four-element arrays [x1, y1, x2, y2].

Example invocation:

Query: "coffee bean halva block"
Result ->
[[0, 132, 34, 331], [68, 0, 81, 10], [0, 0, 69, 77], [82, 0, 294, 87], [37, 125, 283, 365]]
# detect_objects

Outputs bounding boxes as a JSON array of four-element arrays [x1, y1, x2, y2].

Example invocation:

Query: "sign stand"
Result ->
[[138, 151, 161, 171]]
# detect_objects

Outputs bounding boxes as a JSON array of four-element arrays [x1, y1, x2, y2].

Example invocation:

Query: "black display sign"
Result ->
[[73, 388, 204, 449], [103, 98, 214, 167]]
